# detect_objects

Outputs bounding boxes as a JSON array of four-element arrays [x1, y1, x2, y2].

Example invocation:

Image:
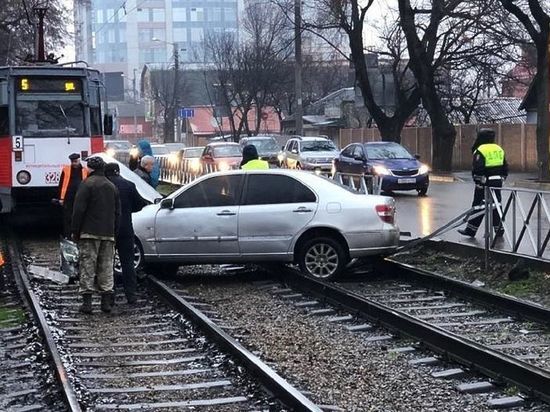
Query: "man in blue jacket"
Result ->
[[105, 163, 146, 304]]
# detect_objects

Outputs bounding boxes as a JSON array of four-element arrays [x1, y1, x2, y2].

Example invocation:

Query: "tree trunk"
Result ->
[[535, 43, 550, 181], [163, 112, 175, 143]]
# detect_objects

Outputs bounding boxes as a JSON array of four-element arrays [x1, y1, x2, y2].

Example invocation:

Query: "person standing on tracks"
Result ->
[[458, 129, 508, 238], [240, 145, 269, 170], [134, 155, 155, 187], [55, 153, 88, 238], [72, 157, 121, 314], [105, 163, 146, 304]]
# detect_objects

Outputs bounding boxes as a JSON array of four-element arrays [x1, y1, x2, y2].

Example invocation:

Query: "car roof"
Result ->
[[297, 136, 331, 141], [364, 141, 401, 145], [244, 136, 276, 140], [207, 142, 240, 147], [184, 146, 203, 150]]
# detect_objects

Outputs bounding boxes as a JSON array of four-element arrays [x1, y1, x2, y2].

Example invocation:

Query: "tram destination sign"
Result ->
[[17, 78, 82, 93]]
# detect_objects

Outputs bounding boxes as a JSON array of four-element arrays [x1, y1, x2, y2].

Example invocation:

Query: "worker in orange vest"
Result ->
[[0, 251, 5, 292], [55, 153, 88, 238]]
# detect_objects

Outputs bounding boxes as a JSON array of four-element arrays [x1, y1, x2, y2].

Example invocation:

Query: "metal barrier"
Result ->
[[487, 186, 550, 260], [332, 172, 383, 195]]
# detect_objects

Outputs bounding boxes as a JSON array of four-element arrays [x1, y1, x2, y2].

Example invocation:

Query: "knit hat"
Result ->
[[86, 156, 105, 170]]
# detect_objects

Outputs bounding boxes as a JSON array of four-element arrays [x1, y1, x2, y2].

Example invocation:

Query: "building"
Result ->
[[74, 0, 244, 86]]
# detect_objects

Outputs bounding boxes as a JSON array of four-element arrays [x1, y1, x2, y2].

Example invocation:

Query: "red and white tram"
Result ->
[[0, 66, 112, 212]]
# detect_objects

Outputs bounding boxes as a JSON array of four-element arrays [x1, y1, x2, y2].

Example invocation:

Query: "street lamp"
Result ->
[[152, 37, 187, 143]]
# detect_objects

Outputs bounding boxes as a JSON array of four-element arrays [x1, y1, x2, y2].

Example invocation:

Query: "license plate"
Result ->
[[398, 178, 416, 184]]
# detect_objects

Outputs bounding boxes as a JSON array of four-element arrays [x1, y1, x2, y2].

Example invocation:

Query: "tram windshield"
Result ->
[[16, 100, 85, 137]]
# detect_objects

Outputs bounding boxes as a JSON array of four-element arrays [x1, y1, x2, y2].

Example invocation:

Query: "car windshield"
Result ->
[[16, 99, 85, 137], [152, 146, 170, 155], [366, 143, 413, 159], [213, 145, 242, 157], [246, 139, 279, 152], [184, 148, 203, 158], [301, 140, 337, 152]]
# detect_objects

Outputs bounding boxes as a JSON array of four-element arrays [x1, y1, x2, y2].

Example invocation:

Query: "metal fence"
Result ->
[[488, 186, 550, 260]]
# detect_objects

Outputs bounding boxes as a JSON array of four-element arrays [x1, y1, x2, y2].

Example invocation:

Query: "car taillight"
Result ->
[[375, 204, 394, 224]]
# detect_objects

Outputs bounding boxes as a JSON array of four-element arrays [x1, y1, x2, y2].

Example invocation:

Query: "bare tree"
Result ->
[[499, 0, 550, 180]]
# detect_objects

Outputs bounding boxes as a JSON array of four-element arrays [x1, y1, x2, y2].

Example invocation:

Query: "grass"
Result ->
[[0, 306, 25, 327], [497, 271, 550, 298], [156, 183, 181, 197]]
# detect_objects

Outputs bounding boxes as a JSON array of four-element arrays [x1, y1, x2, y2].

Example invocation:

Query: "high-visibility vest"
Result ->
[[0, 252, 4, 266], [477, 143, 505, 168], [242, 159, 270, 170], [60, 165, 88, 201]]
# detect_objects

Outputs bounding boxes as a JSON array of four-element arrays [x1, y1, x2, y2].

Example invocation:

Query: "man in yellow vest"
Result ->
[[458, 129, 508, 237], [56, 153, 88, 238], [240, 144, 270, 170]]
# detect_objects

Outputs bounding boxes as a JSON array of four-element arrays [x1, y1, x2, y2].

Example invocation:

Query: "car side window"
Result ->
[[342, 145, 355, 157], [244, 175, 316, 205], [353, 145, 365, 159], [174, 175, 243, 208]]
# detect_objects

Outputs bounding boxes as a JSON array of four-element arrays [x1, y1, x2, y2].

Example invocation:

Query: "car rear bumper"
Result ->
[[302, 162, 333, 172], [381, 174, 429, 191], [344, 229, 399, 258]]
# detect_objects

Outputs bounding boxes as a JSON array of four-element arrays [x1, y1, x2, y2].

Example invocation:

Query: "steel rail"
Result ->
[[380, 258, 550, 326], [148, 276, 322, 412], [275, 267, 550, 403], [6, 235, 82, 412]]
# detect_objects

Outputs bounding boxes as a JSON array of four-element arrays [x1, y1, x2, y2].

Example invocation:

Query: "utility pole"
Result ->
[[294, 0, 303, 136], [174, 43, 181, 143], [33, 7, 48, 62], [133, 68, 137, 141]]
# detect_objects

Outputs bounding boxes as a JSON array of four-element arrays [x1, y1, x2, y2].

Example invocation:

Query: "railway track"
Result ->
[[259, 259, 550, 409], [5, 233, 321, 411]]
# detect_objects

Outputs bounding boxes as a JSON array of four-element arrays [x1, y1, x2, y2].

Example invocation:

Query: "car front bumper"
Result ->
[[380, 174, 429, 191]]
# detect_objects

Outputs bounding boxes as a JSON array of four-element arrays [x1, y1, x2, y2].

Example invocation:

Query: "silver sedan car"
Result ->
[[133, 169, 399, 280]]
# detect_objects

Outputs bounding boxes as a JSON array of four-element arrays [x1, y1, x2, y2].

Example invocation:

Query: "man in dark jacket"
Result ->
[[105, 163, 146, 304], [72, 156, 121, 314], [56, 153, 88, 238]]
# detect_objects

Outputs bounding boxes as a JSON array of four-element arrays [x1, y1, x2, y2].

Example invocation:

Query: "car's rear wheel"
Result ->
[[417, 187, 428, 196], [298, 237, 348, 280]]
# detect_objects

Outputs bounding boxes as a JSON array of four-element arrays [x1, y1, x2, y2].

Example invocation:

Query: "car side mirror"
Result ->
[[160, 198, 174, 210], [103, 114, 113, 135], [414, 154, 421, 160], [154, 197, 163, 204]]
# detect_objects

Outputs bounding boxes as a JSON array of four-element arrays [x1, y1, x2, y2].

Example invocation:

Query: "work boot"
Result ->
[[79, 294, 93, 314], [100, 293, 113, 313], [457, 228, 476, 237]]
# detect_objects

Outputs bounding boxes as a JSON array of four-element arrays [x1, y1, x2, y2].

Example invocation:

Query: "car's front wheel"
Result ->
[[417, 187, 428, 196], [298, 237, 348, 281], [114, 239, 143, 276]]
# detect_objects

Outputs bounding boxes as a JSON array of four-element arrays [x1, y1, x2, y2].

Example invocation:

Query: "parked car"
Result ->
[[132, 169, 399, 280], [239, 135, 280, 166], [200, 142, 242, 172], [281, 136, 339, 173], [164, 143, 186, 152], [177, 146, 204, 172], [151, 144, 170, 158], [333, 141, 430, 196], [104, 140, 132, 158]]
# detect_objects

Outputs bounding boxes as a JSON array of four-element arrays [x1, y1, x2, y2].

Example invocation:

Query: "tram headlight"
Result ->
[[16, 171, 31, 185]]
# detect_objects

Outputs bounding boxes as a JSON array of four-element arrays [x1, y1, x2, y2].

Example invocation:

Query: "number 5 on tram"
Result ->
[[0, 66, 113, 213]]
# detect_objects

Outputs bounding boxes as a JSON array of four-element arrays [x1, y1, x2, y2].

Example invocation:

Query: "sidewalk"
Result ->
[[431, 171, 550, 191]]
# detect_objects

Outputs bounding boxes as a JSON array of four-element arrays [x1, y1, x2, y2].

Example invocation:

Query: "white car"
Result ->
[[132, 169, 399, 280]]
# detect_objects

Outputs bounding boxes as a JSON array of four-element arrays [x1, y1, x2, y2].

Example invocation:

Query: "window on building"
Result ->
[[108, 29, 115, 43], [152, 8, 165, 22], [173, 28, 187, 42], [191, 28, 203, 42], [119, 27, 126, 43], [173, 8, 186, 21], [190, 7, 204, 21], [107, 9, 115, 22], [211, 7, 222, 21], [137, 8, 149, 22], [224, 7, 236, 22], [96, 9, 103, 24], [118, 8, 127, 23]]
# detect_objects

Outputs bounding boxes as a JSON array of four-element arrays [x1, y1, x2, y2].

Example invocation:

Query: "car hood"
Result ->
[[89, 153, 162, 203], [369, 158, 420, 170]]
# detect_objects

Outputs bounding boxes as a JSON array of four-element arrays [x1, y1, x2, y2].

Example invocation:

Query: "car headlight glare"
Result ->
[[218, 161, 230, 171], [419, 164, 430, 175], [105, 148, 116, 157], [277, 153, 284, 162], [129, 147, 139, 158], [189, 158, 201, 172], [168, 153, 178, 166], [373, 165, 391, 176], [17, 170, 31, 185]]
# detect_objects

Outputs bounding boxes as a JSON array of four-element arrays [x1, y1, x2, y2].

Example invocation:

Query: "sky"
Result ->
[[58, 0, 75, 63]]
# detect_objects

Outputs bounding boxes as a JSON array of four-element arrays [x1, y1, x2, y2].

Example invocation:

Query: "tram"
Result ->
[[0, 66, 112, 212]]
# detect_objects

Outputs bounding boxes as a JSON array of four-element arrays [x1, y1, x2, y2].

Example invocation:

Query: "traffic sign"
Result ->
[[179, 108, 195, 118]]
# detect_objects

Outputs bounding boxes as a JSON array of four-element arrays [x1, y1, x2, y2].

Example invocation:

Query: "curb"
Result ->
[[512, 180, 550, 191], [430, 174, 464, 183]]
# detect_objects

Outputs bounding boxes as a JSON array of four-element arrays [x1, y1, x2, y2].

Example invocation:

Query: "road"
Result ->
[[393, 172, 549, 258]]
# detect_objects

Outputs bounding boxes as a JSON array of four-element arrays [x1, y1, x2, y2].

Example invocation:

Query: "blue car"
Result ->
[[333, 141, 430, 196]]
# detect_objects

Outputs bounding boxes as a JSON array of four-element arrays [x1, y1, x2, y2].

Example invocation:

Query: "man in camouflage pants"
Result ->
[[72, 156, 120, 314]]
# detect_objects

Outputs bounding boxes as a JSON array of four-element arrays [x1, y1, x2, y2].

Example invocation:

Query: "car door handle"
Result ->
[[293, 207, 312, 213], [217, 210, 236, 216]]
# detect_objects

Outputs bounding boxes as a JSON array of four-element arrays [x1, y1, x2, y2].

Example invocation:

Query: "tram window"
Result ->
[[16, 100, 85, 137], [0, 107, 8, 135], [90, 107, 102, 135]]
